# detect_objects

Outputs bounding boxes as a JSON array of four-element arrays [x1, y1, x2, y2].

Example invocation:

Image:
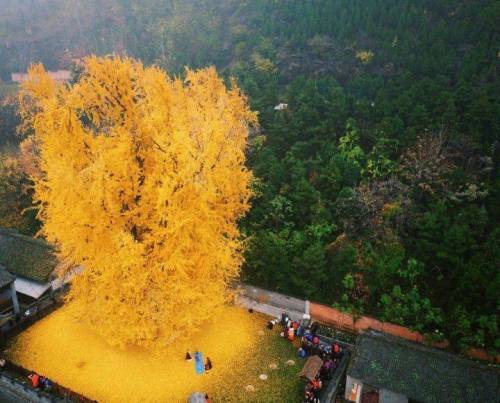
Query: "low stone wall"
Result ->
[[239, 284, 307, 314]]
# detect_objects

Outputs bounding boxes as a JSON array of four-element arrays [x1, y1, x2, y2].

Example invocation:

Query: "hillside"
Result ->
[[0, 0, 499, 353]]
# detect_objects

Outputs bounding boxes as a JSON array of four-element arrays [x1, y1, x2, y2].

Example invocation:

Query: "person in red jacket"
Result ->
[[28, 372, 40, 388]]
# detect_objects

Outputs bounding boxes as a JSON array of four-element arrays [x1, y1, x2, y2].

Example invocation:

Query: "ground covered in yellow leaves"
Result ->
[[6, 304, 304, 402]]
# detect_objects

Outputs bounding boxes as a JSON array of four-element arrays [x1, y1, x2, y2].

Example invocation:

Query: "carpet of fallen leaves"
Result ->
[[6, 304, 304, 402]]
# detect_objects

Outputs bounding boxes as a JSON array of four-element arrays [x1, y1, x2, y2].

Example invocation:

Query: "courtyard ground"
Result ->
[[6, 304, 305, 402]]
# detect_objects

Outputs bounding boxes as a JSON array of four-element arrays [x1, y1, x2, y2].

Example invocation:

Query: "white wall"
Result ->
[[345, 377, 408, 403], [345, 375, 363, 402]]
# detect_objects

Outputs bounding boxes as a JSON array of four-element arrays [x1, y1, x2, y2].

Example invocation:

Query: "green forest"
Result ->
[[0, 0, 499, 353]]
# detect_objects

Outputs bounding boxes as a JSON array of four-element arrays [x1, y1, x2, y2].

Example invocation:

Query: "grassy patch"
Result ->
[[207, 314, 306, 402]]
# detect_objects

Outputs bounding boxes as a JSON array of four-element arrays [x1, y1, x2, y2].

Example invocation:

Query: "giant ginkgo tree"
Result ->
[[20, 56, 257, 348]]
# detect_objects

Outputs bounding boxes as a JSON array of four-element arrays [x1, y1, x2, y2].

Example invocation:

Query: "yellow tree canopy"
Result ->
[[20, 56, 257, 348]]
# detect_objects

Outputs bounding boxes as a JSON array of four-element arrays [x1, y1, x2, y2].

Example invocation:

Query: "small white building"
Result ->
[[11, 70, 71, 84], [274, 103, 288, 111], [0, 229, 58, 305]]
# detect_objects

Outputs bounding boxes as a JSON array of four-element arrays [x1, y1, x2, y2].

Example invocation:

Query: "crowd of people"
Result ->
[[304, 375, 322, 403], [273, 313, 346, 403]]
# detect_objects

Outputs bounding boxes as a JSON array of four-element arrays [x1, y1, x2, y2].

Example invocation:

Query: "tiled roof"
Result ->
[[348, 331, 500, 403], [0, 229, 57, 282]]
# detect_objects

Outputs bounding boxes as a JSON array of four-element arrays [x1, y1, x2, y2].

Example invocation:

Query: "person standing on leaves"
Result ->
[[28, 372, 40, 388]]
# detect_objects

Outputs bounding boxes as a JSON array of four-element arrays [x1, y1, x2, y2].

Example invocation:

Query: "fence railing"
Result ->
[[1, 359, 96, 402], [0, 290, 63, 342]]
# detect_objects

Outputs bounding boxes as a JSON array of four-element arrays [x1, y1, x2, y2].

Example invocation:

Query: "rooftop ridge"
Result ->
[[0, 229, 55, 251]]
